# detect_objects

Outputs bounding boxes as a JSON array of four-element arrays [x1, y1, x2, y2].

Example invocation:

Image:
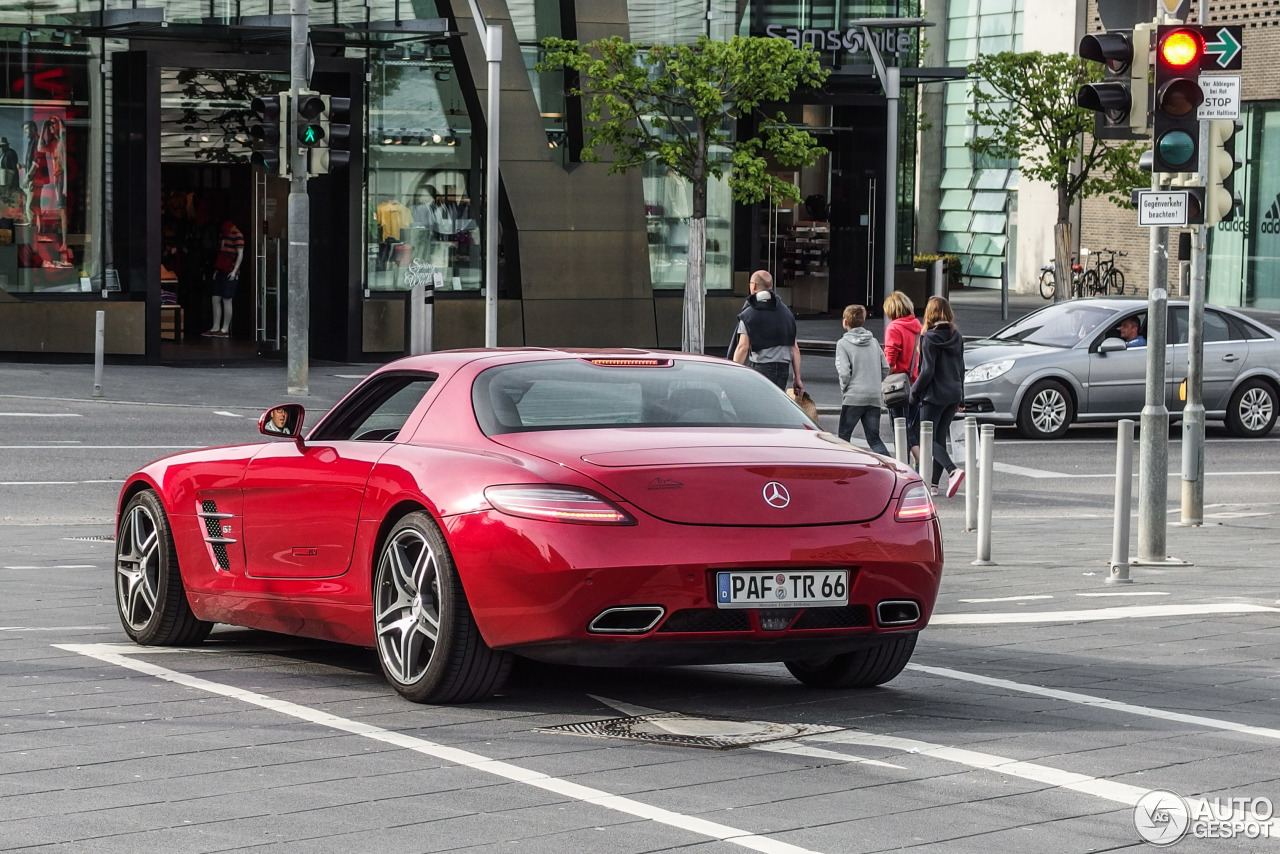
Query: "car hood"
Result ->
[[964, 338, 1063, 366], [489, 428, 901, 526]]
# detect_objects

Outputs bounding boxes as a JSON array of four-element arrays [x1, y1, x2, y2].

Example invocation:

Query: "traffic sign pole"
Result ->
[[288, 0, 310, 396]]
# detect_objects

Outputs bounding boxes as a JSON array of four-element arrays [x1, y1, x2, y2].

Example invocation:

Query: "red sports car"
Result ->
[[114, 350, 944, 703]]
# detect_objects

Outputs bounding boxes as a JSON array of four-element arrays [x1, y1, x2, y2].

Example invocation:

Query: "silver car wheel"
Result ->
[[1239, 386, 1274, 433], [1030, 387, 1068, 434], [375, 527, 441, 685], [116, 502, 161, 631]]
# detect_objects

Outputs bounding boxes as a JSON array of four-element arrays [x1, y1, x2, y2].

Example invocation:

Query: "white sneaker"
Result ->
[[946, 468, 966, 498]]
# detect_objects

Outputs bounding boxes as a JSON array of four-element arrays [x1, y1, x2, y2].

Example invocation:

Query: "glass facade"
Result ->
[[937, 0, 1023, 286], [1208, 101, 1280, 310]]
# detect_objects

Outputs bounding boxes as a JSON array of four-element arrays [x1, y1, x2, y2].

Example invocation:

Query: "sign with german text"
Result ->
[[1138, 191, 1191, 227], [1196, 75, 1241, 120]]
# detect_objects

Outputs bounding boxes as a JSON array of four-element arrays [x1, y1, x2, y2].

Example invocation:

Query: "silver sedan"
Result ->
[[961, 298, 1280, 439]]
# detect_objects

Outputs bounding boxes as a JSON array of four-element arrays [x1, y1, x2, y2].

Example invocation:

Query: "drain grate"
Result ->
[[540, 713, 842, 750], [63, 536, 115, 542]]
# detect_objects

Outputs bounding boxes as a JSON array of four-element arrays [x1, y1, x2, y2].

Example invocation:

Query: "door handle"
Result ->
[[1221, 353, 1238, 362]]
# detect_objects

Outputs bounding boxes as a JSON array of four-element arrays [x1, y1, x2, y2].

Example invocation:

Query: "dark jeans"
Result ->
[[838, 405, 890, 455], [751, 360, 790, 389], [886, 400, 920, 452], [918, 400, 960, 486]]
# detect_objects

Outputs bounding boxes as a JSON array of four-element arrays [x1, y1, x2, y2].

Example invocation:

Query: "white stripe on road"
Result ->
[[0, 446, 193, 450], [931, 603, 1280, 625], [3, 565, 97, 570], [213, 411, 245, 418], [909, 663, 1280, 742], [57, 644, 823, 854], [1, 480, 123, 486], [995, 462, 1280, 479], [1, 626, 107, 631], [0, 413, 82, 417], [1076, 591, 1170, 597], [958, 595, 1053, 604]]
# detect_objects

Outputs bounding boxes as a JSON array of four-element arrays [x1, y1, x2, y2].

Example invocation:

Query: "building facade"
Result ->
[[0, 0, 930, 363]]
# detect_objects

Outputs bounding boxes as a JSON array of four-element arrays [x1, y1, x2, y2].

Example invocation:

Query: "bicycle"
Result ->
[[1094, 248, 1128, 295], [1038, 256, 1087, 299]]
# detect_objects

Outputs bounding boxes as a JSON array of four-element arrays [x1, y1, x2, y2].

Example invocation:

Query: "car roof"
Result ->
[[367, 347, 729, 377]]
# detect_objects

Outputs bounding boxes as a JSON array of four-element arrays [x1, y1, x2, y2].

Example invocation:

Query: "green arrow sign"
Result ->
[[1204, 27, 1242, 69]]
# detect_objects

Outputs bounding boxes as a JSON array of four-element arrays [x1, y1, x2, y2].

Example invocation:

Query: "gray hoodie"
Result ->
[[835, 327, 889, 407]]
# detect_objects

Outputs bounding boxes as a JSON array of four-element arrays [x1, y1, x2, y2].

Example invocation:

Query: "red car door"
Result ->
[[240, 441, 392, 579]]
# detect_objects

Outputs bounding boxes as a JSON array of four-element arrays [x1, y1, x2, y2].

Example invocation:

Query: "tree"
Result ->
[[967, 51, 1143, 300], [538, 35, 829, 353]]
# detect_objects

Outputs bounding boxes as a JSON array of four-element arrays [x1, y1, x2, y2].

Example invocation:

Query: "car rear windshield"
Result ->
[[472, 359, 816, 435], [992, 303, 1117, 348]]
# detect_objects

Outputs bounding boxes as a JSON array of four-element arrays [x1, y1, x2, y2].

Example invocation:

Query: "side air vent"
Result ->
[[197, 499, 234, 571]]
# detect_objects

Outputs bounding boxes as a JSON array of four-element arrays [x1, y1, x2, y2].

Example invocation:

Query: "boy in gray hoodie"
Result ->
[[835, 304, 890, 455]]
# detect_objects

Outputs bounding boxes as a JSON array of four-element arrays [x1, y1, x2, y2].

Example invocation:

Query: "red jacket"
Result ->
[[884, 315, 922, 379]]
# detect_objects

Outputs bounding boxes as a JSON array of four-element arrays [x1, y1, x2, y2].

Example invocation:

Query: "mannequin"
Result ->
[[204, 220, 243, 337]]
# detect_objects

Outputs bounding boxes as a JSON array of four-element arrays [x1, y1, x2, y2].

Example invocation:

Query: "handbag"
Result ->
[[787, 387, 819, 421], [881, 372, 910, 407]]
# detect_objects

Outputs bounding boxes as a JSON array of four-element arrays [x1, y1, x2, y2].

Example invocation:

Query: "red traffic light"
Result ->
[[1159, 28, 1203, 68]]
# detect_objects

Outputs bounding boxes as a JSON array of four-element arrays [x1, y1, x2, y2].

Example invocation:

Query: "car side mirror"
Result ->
[[259, 403, 305, 444], [1098, 337, 1127, 354]]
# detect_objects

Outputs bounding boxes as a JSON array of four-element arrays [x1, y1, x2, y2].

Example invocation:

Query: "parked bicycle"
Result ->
[[1038, 256, 1086, 300], [1094, 247, 1128, 295], [1039, 248, 1128, 299]]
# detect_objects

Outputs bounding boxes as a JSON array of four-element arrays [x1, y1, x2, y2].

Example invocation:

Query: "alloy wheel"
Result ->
[[375, 527, 441, 685], [1030, 388, 1067, 435], [116, 503, 161, 631], [1239, 386, 1274, 433]]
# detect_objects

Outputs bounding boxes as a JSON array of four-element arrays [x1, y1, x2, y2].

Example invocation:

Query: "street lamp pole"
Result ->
[[466, 0, 501, 347]]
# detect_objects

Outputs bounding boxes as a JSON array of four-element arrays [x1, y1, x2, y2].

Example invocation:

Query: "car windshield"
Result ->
[[472, 359, 816, 435], [991, 303, 1117, 348]]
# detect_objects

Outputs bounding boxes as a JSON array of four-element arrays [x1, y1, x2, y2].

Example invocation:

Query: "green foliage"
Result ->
[[537, 35, 830, 215], [966, 51, 1144, 218], [913, 253, 963, 285]]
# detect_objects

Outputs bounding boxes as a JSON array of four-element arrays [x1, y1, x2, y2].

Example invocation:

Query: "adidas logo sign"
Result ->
[[1263, 195, 1280, 233]]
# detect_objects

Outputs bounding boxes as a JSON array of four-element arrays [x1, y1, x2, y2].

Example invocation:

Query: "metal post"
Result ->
[[893, 416, 908, 463], [286, 0, 310, 396], [92, 310, 104, 399], [407, 283, 425, 355], [1000, 260, 1009, 322], [964, 416, 978, 532], [862, 30, 898, 305], [918, 419, 934, 490], [1181, 127, 1210, 527], [1109, 419, 1136, 583], [1136, 171, 1172, 563], [423, 281, 435, 353], [972, 424, 995, 565], [484, 24, 501, 348]]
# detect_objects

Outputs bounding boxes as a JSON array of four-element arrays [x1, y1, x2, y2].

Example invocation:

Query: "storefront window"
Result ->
[[508, 0, 568, 157], [366, 46, 482, 292], [642, 147, 733, 291], [0, 33, 94, 294], [1208, 101, 1280, 310]]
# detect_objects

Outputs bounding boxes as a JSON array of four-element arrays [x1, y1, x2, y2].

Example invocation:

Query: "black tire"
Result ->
[[114, 490, 213, 646], [1080, 269, 1100, 298], [1016, 378, 1074, 439], [785, 633, 918, 689], [1039, 271, 1055, 300], [1107, 269, 1126, 295], [373, 511, 511, 703], [1225, 379, 1278, 438]]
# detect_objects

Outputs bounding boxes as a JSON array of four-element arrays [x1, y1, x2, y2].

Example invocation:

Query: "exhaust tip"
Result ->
[[588, 606, 665, 634], [876, 599, 921, 627]]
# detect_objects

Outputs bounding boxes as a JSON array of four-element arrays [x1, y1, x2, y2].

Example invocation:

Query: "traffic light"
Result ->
[[1168, 172, 1205, 225], [296, 91, 326, 148], [307, 95, 352, 176], [1077, 23, 1154, 139], [1204, 118, 1243, 226], [1152, 25, 1205, 173], [249, 92, 289, 177]]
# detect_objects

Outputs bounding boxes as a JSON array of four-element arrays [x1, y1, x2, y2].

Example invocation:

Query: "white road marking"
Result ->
[[1, 480, 123, 486], [58, 644, 824, 854], [333, 374, 369, 379], [994, 462, 1280, 479], [909, 663, 1280, 742], [1076, 591, 1170, 597], [0, 626, 107, 632], [957, 595, 1053, 604], [3, 565, 97, 570], [931, 603, 1280, 625], [0, 445, 193, 450], [0, 412, 81, 417], [779, 731, 1280, 834], [213, 410, 244, 418]]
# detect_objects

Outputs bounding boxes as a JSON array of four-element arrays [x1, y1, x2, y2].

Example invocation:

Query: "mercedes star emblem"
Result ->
[[762, 481, 790, 508]]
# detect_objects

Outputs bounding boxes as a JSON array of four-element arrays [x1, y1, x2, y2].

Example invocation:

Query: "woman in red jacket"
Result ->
[[882, 290, 922, 464]]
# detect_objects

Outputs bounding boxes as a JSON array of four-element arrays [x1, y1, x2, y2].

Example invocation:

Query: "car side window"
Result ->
[[1170, 308, 1189, 346], [309, 374, 437, 441], [1203, 310, 1231, 343]]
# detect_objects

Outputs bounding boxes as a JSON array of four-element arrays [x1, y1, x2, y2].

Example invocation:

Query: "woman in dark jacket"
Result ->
[[911, 296, 966, 497]]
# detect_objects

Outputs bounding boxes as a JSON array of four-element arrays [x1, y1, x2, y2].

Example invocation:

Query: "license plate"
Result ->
[[715, 570, 848, 609]]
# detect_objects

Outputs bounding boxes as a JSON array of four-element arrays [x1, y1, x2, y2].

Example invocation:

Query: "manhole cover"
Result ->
[[63, 536, 115, 542], [540, 713, 842, 750]]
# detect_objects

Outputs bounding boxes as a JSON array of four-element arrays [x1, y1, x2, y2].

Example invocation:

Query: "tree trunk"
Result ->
[[1053, 220, 1073, 303], [682, 216, 707, 354]]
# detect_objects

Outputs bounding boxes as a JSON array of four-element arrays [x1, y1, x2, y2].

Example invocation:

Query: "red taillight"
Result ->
[[584, 357, 671, 367], [894, 482, 936, 522], [484, 485, 636, 525]]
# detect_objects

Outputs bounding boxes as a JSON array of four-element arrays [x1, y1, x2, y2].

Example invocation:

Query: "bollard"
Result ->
[[893, 416, 908, 464], [918, 419, 934, 490], [964, 417, 978, 532], [1108, 419, 1136, 583], [972, 424, 996, 565], [407, 283, 426, 355], [92, 310, 105, 399]]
